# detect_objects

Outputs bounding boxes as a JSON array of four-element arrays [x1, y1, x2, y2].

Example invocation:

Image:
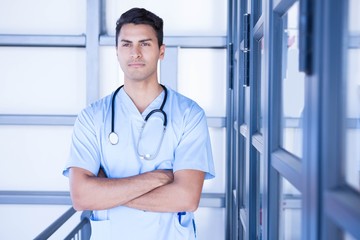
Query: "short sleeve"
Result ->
[[173, 104, 215, 180], [63, 107, 101, 177]]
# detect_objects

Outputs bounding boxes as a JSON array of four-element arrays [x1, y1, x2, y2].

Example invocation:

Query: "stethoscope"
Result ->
[[108, 84, 168, 159]]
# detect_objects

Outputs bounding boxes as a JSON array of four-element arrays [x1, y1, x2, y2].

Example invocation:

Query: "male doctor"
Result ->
[[63, 7, 215, 240]]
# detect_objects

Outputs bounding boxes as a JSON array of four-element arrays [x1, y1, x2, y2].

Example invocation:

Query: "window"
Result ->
[[345, 0, 360, 192], [280, 2, 305, 158], [279, 177, 301, 240]]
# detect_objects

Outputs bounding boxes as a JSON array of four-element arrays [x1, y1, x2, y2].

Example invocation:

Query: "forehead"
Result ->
[[119, 23, 157, 41]]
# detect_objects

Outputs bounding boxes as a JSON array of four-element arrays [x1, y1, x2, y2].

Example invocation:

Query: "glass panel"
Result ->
[[280, 1, 305, 158], [343, 231, 357, 240], [99, 46, 124, 98], [279, 177, 302, 240], [239, 136, 246, 208], [245, 89, 251, 126], [244, 136, 251, 209], [0, 47, 86, 114], [0, 126, 73, 191], [348, 0, 360, 32], [0, 0, 86, 34], [254, 0, 263, 21], [178, 49, 227, 117], [195, 208, 225, 240], [202, 128, 226, 193], [257, 37, 265, 134], [105, 0, 227, 36], [0, 205, 81, 239], [257, 153, 264, 239], [345, 0, 360, 191]]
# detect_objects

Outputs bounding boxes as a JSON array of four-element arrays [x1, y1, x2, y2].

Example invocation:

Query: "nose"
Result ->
[[130, 46, 141, 59]]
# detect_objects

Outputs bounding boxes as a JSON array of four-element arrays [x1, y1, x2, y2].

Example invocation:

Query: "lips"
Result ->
[[128, 62, 145, 67]]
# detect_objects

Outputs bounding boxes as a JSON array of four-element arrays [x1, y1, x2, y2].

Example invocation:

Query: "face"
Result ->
[[116, 23, 165, 83]]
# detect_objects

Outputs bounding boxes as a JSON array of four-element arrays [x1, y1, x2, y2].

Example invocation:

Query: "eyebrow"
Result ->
[[120, 38, 153, 43]]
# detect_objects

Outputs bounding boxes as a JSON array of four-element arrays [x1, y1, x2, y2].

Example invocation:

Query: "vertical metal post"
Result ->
[[298, 0, 313, 74], [317, 0, 346, 239], [243, 13, 251, 87], [226, 0, 235, 239], [86, 0, 101, 104], [81, 211, 92, 240]]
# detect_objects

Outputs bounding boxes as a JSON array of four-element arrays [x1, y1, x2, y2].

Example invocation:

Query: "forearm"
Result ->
[[69, 167, 173, 211], [125, 182, 197, 212], [125, 170, 205, 213]]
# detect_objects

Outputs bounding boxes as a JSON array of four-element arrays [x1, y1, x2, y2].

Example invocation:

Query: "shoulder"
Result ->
[[167, 87, 204, 115], [76, 93, 113, 126], [88, 94, 113, 113], [166, 87, 207, 130]]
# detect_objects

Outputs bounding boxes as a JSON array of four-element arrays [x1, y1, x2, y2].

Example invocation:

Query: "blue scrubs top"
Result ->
[[63, 86, 215, 240]]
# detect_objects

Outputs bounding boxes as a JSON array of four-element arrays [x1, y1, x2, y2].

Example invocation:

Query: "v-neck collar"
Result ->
[[118, 88, 166, 119]]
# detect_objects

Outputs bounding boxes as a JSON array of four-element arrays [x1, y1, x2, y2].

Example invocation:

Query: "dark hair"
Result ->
[[115, 8, 164, 48]]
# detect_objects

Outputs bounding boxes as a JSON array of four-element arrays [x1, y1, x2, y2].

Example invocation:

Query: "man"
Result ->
[[63, 7, 215, 240]]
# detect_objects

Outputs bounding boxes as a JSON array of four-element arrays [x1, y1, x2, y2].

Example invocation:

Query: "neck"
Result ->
[[123, 81, 163, 113]]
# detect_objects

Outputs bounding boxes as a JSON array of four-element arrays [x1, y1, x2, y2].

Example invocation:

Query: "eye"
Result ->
[[141, 42, 151, 47], [121, 42, 131, 47]]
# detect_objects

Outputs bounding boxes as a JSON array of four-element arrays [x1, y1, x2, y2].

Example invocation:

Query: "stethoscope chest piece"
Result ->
[[109, 132, 119, 145]]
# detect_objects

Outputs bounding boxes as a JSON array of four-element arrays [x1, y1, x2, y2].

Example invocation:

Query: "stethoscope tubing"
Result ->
[[109, 84, 168, 145], [111, 85, 124, 134]]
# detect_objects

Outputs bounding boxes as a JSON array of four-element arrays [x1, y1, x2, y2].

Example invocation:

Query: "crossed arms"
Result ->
[[69, 167, 205, 213]]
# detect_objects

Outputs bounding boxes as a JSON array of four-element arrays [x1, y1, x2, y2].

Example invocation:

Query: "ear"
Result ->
[[159, 44, 165, 60]]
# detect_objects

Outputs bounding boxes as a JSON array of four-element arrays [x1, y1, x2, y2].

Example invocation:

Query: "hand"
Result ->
[[152, 169, 174, 185]]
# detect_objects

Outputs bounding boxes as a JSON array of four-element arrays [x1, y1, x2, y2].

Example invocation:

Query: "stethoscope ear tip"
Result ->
[[109, 132, 119, 145]]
